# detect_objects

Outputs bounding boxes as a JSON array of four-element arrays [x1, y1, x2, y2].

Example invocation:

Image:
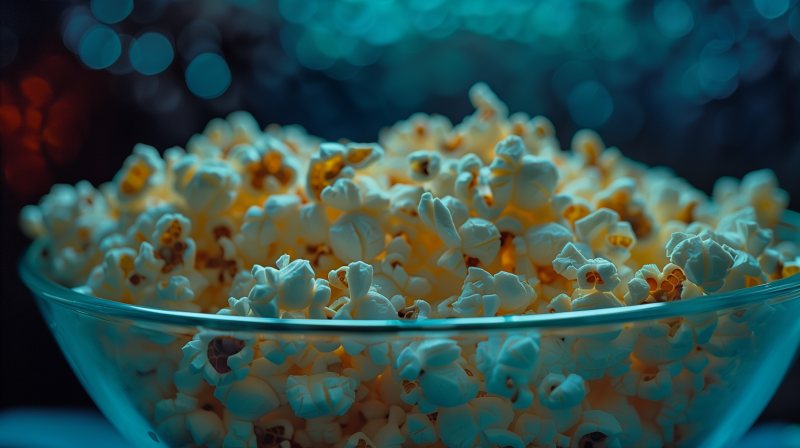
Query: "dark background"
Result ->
[[2, 0, 799, 424]]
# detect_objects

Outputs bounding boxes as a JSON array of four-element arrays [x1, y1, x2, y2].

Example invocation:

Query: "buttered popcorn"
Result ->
[[21, 83, 800, 448]]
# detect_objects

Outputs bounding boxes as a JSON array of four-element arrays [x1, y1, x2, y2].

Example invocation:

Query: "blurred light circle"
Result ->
[[340, 37, 383, 66], [78, 25, 122, 69], [789, 7, 800, 43], [567, 81, 614, 128], [280, 0, 318, 24], [63, 8, 98, 53], [91, 0, 133, 24], [654, 0, 694, 38], [700, 40, 738, 81], [333, 1, 377, 36], [532, 1, 575, 37], [700, 73, 739, 99], [295, 31, 336, 70], [754, 0, 790, 19], [185, 53, 231, 99], [130, 32, 174, 75], [362, 3, 408, 45], [592, 18, 638, 60], [0, 27, 19, 68], [408, 0, 446, 12], [552, 60, 597, 102]]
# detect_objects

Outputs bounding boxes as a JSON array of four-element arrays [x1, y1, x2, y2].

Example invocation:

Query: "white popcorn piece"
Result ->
[[407, 150, 442, 183], [418, 192, 462, 249], [184, 161, 241, 216], [156, 275, 194, 302], [332, 262, 398, 320], [453, 268, 536, 317], [286, 372, 357, 418], [717, 247, 768, 293], [228, 135, 298, 197], [113, 143, 165, 206], [234, 194, 300, 263], [538, 373, 586, 410], [154, 393, 226, 448], [329, 212, 386, 264], [476, 334, 540, 409], [666, 232, 735, 293], [321, 178, 362, 212], [458, 218, 502, 266], [306, 142, 356, 200], [488, 135, 559, 214], [553, 243, 621, 293], [214, 373, 280, 421], [405, 412, 438, 445], [222, 420, 258, 448], [568, 410, 623, 448], [182, 330, 256, 387]]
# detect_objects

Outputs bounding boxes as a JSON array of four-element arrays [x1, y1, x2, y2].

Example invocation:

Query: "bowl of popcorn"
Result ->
[[19, 83, 800, 448]]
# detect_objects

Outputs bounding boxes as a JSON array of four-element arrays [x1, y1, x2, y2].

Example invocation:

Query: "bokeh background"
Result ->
[[2, 0, 799, 431]]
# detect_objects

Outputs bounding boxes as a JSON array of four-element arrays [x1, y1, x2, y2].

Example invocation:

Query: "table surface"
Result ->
[[1, 407, 799, 448]]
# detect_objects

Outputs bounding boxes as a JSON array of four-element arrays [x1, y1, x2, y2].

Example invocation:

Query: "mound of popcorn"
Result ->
[[20, 83, 800, 448]]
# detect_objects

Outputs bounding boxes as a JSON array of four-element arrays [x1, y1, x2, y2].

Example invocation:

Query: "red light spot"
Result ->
[[21, 77, 53, 108], [0, 105, 21, 134], [24, 107, 43, 131], [4, 151, 51, 198]]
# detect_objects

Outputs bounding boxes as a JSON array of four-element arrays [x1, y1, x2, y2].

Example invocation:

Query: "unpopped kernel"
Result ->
[[21, 83, 799, 448]]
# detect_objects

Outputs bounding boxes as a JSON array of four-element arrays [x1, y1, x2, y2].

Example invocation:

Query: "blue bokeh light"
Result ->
[[78, 24, 122, 69], [185, 53, 231, 99], [789, 7, 800, 43], [568, 81, 614, 128], [754, 0, 790, 19], [90, 0, 133, 24], [279, 0, 319, 24], [654, 0, 694, 38], [129, 32, 174, 75]]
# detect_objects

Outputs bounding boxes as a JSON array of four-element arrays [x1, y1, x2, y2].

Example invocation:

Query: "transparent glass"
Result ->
[[19, 241, 800, 448]]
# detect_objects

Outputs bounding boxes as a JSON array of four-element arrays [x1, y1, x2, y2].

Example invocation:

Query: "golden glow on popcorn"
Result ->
[[441, 133, 464, 152], [308, 154, 344, 199], [119, 161, 153, 196], [20, 84, 800, 448], [250, 151, 292, 189], [608, 234, 633, 249], [564, 203, 591, 228]]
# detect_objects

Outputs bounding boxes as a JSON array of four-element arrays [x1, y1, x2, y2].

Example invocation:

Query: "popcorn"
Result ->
[[666, 233, 734, 293], [329, 212, 386, 264], [286, 372, 357, 418], [228, 136, 299, 197], [154, 393, 226, 448], [453, 268, 536, 317], [553, 243, 621, 293], [475, 334, 540, 408], [184, 162, 241, 216], [407, 150, 442, 183], [537, 373, 586, 410], [22, 83, 798, 448], [182, 330, 257, 386], [113, 144, 165, 207]]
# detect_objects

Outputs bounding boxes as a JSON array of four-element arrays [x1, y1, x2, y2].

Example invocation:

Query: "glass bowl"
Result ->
[[19, 240, 800, 448]]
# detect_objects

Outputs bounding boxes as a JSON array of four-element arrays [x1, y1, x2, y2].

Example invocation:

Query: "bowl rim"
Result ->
[[19, 239, 800, 334]]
